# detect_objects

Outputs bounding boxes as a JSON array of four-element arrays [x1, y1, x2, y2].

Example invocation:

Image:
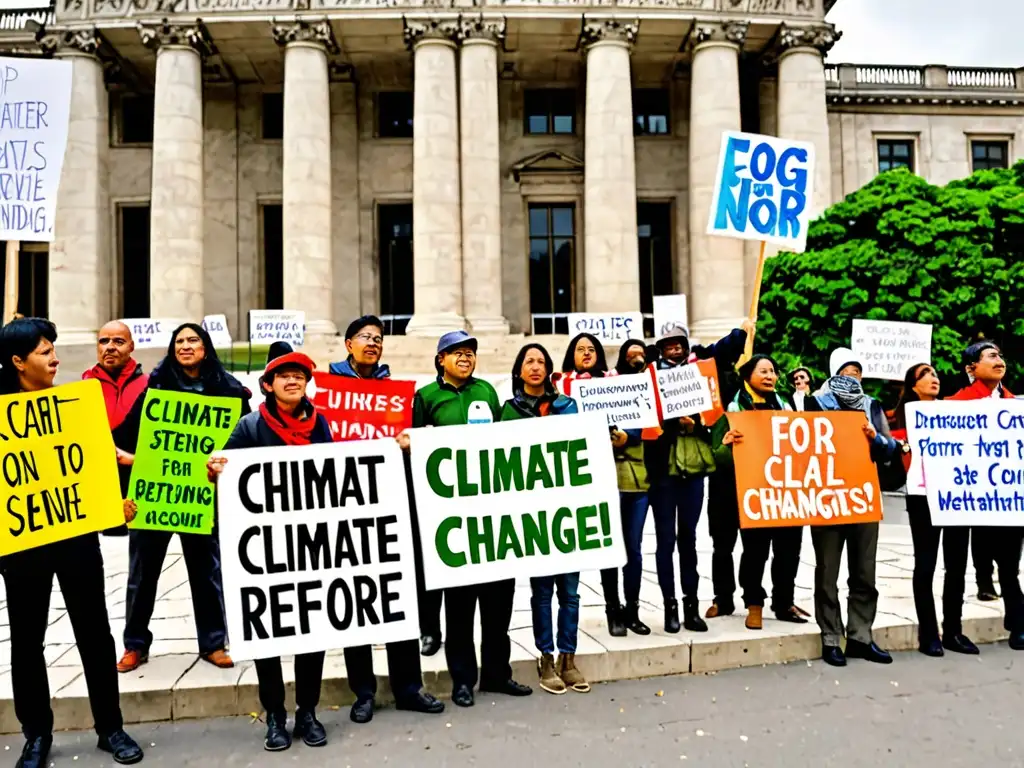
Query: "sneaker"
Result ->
[[537, 653, 566, 695], [557, 653, 591, 693], [116, 649, 148, 673], [202, 649, 235, 668]]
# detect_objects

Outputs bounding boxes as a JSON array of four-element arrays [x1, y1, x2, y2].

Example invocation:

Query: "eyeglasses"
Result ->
[[354, 333, 383, 345]]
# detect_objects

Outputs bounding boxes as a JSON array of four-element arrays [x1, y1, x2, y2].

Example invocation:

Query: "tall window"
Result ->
[[118, 204, 150, 317], [633, 89, 670, 136], [877, 139, 914, 173], [637, 203, 674, 338], [117, 93, 155, 145], [524, 90, 575, 135], [971, 140, 1009, 171], [377, 92, 414, 138], [378, 203, 414, 335], [0, 242, 48, 318], [528, 204, 575, 334], [261, 93, 284, 140], [261, 204, 283, 310]]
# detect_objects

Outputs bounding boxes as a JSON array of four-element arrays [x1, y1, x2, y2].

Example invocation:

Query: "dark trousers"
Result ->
[[971, 527, 996, 590], [255, 652, 325, 718], [124, 528, 227, 655], [344, 639, 423, 703], [4, 534, 122, 739], [600, 492, 649, 607], [738, 526, 803, 611], [907, 496, 968, 642], [444, 579, 515, 690], [649, 475, 705, 600], [983, 527, 1024, 633], [707, 471, 740, 606], [811, 522, 879, 647], [419, 588, 444, 639]]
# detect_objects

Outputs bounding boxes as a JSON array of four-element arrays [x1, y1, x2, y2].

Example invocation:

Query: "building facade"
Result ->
[[1, 0, 1022, 347]]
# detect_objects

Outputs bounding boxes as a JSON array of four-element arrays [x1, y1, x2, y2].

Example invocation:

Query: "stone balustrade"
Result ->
[[825, 63, 1024, 92]]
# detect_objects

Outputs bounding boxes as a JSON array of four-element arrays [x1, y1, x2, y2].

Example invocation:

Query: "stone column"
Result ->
[[138, 21, 209, 320], [582, 19, 639, 314], [776, 23, 841, 217], [41, 30, 109, 344], [458, 17, 508, 334], [273, 20, 337, 337], [404, 18, 465, 336], [688, 22, 747, 343]]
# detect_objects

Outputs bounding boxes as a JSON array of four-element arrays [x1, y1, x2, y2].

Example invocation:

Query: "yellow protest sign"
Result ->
[[0, 379, 123, 555]]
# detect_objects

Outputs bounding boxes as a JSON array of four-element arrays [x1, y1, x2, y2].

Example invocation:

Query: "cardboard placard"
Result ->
[[249, 309, 305, 347], [567, 312, 644, 344], [652, 295, 688, 339], [572, 372, 659, 430], [851, 319, 932, 381], [654, 364, 714, 419], [309, 373, 415, 442]]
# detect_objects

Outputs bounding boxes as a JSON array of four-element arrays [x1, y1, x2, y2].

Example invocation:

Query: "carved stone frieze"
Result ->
[[692, 20, 749, 47], [403, 17, 460, 48], [777, 21, 840, 54], [581, 18, 638, 47], [37, 27, 103, 56], [271, 18, 339, 53], [457, 14, 506, 43], [137, 18, 215, 55]]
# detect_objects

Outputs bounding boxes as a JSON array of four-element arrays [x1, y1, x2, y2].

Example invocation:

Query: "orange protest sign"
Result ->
[[696, 359, 725, 426], [729, 410, 882, 529]]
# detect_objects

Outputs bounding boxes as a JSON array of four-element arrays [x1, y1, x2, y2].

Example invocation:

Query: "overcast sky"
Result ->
[[827, 0, 1022, 67]]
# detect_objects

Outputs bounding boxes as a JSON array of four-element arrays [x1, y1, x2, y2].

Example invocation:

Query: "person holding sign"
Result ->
[[500, 343, 590, 695], [208, 351, 332, 751], [711, 355, 808, 630], [0, 319, 145, 767], [115, 323, 250, 673], [551, 333, 611, 395]]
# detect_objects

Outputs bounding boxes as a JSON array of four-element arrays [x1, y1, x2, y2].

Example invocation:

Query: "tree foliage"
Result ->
[[758, 163, 1024, 398]]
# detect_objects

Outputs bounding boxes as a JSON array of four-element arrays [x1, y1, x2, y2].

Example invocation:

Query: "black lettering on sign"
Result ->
[[236, 455, 386, 513]]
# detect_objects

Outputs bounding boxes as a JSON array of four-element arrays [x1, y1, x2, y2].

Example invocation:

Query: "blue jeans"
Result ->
[[650, 475, 706, 601], [530, 573, 581, 655], [600, 493, 649, 606]]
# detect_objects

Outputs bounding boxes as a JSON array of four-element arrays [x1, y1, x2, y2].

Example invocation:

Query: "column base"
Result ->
[[303, 318, 339, 343], [688, 318, 747, 347], [404, 312, 467, 338], [465, 315, 510, 335]]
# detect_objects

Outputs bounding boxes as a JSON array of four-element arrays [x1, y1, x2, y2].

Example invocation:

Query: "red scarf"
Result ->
[[260, 401, 317, 446]]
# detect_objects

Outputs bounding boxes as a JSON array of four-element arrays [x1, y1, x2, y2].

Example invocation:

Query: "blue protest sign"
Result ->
[[706, 131, 816, 253]]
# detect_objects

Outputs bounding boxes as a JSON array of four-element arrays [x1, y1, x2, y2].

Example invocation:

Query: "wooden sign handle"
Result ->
[[743, 240, 767, 358], [3, 240, 19, 325]]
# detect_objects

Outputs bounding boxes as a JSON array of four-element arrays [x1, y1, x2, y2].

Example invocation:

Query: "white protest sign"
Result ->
[[120, 318, 181, 350], [905, 399, 1024, 525], [250, 309, 305, 347], [218, 439, 420, 661], [707, 131, 816, 253], [653, 295, 688, 339], [409, 413, 623, 591], [655, 364, 714, 419], [202, 314, 233, 350], [851, 319, 932, 381], [568, 312, 644, 344], [573, 373, 659, 430], [0, 57, 73, 242]]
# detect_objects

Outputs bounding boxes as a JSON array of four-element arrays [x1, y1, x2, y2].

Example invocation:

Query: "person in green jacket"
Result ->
[[711, 354, 808, 631], [402, 331, 532, 709]]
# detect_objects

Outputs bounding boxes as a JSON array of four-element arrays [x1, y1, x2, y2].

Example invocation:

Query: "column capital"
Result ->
[[777, 22, 841, 56], [581, 18, 639, 49], [38, 28, 102, 57], [137, 19, 214, 57], [692, 21, 749, 49], [457, 15, 506, 45], [271, 18, 339, 55], [404, 17, 460, 49]]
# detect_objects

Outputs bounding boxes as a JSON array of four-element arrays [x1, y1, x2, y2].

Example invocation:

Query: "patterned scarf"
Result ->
[[826, 375, 865, 411]]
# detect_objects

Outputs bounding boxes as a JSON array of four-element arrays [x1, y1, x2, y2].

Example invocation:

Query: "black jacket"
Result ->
[[224, 403, 333, 450]]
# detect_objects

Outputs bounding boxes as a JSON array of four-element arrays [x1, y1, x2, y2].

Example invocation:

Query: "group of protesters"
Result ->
[[0, 311, 1019, 767]]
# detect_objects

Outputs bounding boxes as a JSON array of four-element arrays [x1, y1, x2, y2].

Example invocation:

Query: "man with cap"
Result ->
[[399, 330, 532, 708], [328, 316, 445, 724]]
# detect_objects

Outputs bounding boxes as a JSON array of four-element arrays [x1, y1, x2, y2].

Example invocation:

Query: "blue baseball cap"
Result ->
[[437, 330, 478, 354]]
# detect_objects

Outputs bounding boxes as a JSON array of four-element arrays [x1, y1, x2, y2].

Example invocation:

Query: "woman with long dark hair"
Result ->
[[893, 363, 977, 657], [115, 322, 251, 673], [551, 332, 610, 395]]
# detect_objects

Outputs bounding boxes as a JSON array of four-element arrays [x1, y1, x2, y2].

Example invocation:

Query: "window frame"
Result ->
[[969, 138, 1010, 172], [376, 91, 415, 139], [260, 92, 284, 142], [111, 91, 155, 148], [526, 201, 578, 335], [876, 137, 916, 174], [523, 89, 577, 136], [633, 88, 672, 137], [114, 200, 152, 318], [376, 200, 415, 335]]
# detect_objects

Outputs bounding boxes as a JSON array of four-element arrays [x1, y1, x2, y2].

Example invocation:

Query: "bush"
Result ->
[[758, 163, 1024, 400]]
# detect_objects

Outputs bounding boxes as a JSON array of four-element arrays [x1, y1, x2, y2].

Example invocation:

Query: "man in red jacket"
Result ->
[[949, 340, 1024, 649], [82, 321, 148, 536]]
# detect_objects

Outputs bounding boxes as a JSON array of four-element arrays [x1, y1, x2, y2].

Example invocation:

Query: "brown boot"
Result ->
[[705, 601, 735, 619], [745, 606, 763, 630], [538, 653, 566, 695], [557, 653, 591, 693]]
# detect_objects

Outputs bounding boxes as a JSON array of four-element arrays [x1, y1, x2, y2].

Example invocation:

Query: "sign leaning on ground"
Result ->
[[654, 364, 714, 418], [572, 372, 659, 430], [409, 413, 624, 591], [0, 380, 124, 555], [249, 309, 305, 347], [0, 56, 73, 242], [851, 319, 932, 381], [707, 130, 816, 252], [218, 439, 421, 661], [567, 312, 645, 344]]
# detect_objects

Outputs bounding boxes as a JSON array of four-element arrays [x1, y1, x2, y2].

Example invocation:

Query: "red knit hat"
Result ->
[[263, 351, 316, 380]]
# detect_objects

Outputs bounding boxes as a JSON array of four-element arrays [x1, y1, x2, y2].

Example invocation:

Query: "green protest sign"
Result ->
[[128, 390, 241, 534]]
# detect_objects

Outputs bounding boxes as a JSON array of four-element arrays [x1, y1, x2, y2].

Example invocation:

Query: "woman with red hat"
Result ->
[[208, 350, 334, 752]]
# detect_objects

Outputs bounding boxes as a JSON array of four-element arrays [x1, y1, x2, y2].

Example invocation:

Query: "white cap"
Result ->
[[829, 347, 864, 378]]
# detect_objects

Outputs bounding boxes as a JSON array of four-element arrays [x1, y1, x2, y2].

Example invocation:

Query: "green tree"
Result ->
[[758, 163, 1024, 398]]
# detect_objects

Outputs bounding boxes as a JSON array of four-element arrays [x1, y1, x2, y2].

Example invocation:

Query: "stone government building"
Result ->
[[1, 0, 1022, 359]]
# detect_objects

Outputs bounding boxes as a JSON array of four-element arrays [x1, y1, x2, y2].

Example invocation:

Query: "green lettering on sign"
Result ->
[[493, 447, 524, 492], [576, 504, 600, 550], [467, 515, 495, 564], [551, 506, 576, 553], [435, 517, 466, 567], [496, 514, 524, 560], [426, 448, 454, 499], [567, 438, 591, 486], [522, 510, 550, 556]]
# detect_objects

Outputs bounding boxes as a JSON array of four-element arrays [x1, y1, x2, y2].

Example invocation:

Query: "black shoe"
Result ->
[[664, 598, 681, 634], [97, 729, 144, 765], [452, 684, 475, 707], [349, 697, 374, 724], [606, 604, 627, 637], [16, 736, 51, 768], [682, 596, 708, 633], [918, 638, 944, 657], [264, 712, 291, 752], [625, 601, 651, 636], [293, 709, 327, 747], [420, 633, 441, 656], [480, 678, 533, 697], [978, 585, 1000, 601], [846, 639, 893, 664], [942, 634, 980, 655], [103, 525, 129, 537], [821, 645, 847, 667], [396, 690, 445, 714], [1008, 632, 1024, 651]]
